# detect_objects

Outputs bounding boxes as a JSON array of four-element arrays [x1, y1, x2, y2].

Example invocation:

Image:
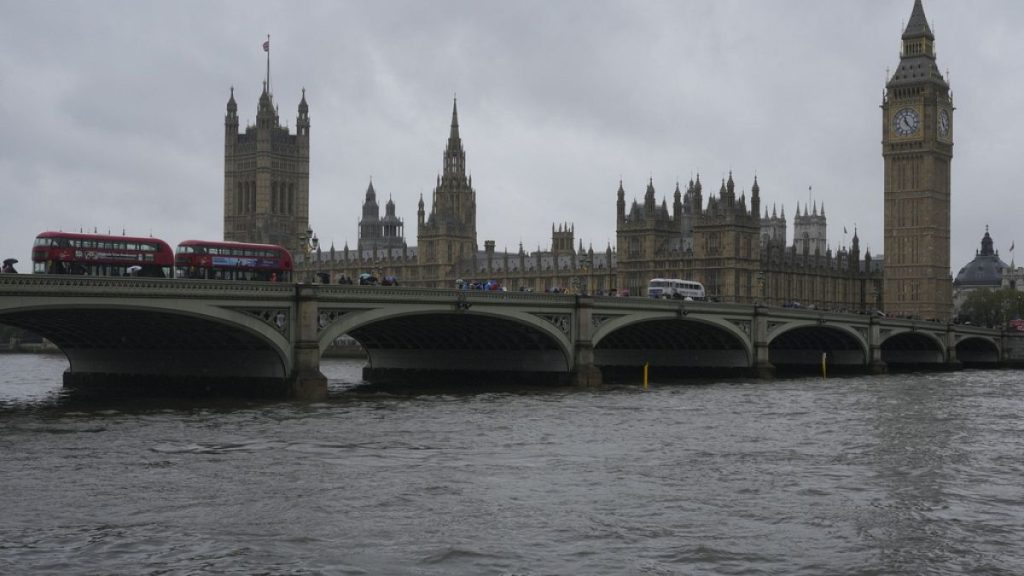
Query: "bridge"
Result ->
[[0, 274, 1007, 399]]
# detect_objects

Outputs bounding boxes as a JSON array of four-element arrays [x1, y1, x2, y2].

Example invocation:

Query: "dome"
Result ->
[[953, 229, 1007, 288]]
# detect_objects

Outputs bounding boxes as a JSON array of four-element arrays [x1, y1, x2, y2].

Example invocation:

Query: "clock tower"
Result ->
[[882, 0, 953, 321]]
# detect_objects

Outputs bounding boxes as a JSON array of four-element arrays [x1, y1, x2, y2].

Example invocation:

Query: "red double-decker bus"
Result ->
[[175, 240, 293, 281], [32, 231, 174, 277]]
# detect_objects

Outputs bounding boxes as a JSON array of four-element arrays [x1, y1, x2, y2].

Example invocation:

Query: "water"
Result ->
[[1, 354, 1022, 575]]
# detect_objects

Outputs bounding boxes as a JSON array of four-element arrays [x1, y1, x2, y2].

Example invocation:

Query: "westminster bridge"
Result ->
[[0, 274, 1009, 399]]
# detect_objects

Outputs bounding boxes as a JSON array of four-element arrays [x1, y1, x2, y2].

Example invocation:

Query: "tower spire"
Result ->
[[443, 96, 465, 180], [903, 0, 934, 41], [450, 96, 460, 142]]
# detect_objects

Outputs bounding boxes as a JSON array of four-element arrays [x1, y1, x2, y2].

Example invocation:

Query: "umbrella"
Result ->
[[127, 265, 143, 275], [3, 258, 17, 265]]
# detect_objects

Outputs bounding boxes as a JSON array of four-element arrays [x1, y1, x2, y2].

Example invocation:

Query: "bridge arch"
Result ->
[[767, 322, 868, 369], [0, 302, 292, 380], [319, 304, 574, 374], [955, 335, 1001, 366], [879, 329, 946, 366], [592, 312, 752, 371]]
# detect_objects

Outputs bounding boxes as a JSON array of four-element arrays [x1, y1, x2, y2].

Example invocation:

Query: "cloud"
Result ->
[[1, 0, 1020, 276]]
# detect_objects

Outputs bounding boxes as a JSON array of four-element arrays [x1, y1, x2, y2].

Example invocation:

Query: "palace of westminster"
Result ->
[[223, 0, 960, 322]]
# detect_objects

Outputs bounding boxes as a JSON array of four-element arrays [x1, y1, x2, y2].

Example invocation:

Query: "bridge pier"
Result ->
[[944, 325, 964, 371], [751, 307, 775, 379], [867, 318, 888, 374], [291, 284, 328, 400], [571, 296, 603, 387]]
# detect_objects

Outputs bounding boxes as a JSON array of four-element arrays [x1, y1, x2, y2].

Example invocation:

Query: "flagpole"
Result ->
[[266, 34, 271, 94]]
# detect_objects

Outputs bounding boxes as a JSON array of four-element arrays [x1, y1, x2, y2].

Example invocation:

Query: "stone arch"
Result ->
[[767, 322, 869, 368], [593, 312, 752, 369], [318, 304, 574, 373], [0, 302, 292, 379], [880, 329, 946, 366], [955, 335, 1000, 366]]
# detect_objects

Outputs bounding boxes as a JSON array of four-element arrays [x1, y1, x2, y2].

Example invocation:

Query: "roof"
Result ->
[[954, 230, 1007, 288]]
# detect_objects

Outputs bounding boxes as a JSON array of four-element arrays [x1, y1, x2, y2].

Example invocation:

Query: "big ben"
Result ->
[[882, 0, 953, 321]]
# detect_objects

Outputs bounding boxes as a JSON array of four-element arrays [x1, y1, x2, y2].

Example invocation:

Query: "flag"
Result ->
[[843, 226, 847, 234], [263, 40, 269, 52], [1012, 242, 1015, 252]]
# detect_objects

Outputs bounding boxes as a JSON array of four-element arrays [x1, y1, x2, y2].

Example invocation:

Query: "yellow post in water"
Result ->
[[821, 352, 827, 380], [643, 362, 649, 391]]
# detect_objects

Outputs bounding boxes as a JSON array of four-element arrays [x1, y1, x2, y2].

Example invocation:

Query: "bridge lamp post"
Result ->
[[299, 227, 319, 283], [578, 253, 591, 296]]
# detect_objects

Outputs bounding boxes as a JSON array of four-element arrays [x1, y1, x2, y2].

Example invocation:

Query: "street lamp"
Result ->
[[577, 252, 591, 296], [299, 227, 319, 282]]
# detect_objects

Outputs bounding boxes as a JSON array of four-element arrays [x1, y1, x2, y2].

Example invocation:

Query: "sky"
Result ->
[[1, 0, 1022, 275]]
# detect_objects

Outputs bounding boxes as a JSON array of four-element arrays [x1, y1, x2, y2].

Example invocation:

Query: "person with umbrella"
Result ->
[[2, 258, 18, 273]]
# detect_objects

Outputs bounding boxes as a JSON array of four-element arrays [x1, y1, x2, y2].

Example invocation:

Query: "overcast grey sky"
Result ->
[[1, 0, 1021, 275]]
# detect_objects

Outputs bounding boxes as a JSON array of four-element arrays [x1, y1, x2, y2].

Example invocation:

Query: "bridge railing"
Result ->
[[0, 274, 296, 297], [316, 284, 576, 305]]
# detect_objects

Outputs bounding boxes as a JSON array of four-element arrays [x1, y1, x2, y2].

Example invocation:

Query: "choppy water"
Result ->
[[1, 353, 1022, 575]]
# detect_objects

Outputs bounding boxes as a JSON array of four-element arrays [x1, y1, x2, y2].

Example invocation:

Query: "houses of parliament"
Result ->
[[223, 0, 952, 321]]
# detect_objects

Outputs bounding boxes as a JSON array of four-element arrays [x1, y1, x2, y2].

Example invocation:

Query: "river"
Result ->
[[1, 353, 1022, 575]]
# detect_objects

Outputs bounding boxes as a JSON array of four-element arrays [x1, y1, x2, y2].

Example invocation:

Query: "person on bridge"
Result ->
[[2, 259, 17, 274]]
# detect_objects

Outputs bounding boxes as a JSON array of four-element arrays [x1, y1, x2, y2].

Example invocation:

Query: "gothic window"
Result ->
[[288, 185, 295, 215]]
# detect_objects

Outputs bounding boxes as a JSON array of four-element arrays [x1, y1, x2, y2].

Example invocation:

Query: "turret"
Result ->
[[850, 228, 861, 273], [256, 81, 277, 129], [693, 174, 703, 213], [644, 178, 656, 217], [673, 182, 682, 222], [751, 176, 761, 219], [297, 88, 309, 137], [225, 87, 238, 140], [616, 180, 626, 224]]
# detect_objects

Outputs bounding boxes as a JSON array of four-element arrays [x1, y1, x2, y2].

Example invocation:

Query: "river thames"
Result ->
[[0, 353, 1021, 575]]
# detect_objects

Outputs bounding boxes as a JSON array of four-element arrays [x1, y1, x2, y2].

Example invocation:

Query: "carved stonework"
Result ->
[[730, 319, 751, 336], [243, 308, 290, 336], [317, 309, 349, 333], [592, 314, 620, 329], [537, 314, 571, 335]]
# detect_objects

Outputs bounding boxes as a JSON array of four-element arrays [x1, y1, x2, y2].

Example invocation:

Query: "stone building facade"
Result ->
[[882, 0, 954, 321], [223, 83, 310, 253], [614, 175, 882, 310], [357, 180, 406, 254]]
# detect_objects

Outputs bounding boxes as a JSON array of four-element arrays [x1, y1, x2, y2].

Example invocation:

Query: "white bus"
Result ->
[[647, 278, 706, 300]]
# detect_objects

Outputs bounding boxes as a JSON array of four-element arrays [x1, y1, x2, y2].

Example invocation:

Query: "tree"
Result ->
[[958, 288, 1024, 328]]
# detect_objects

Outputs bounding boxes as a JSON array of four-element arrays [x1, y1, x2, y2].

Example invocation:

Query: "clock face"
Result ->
[[938, 109, 951, 137], [893, 107, 920, 136]]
